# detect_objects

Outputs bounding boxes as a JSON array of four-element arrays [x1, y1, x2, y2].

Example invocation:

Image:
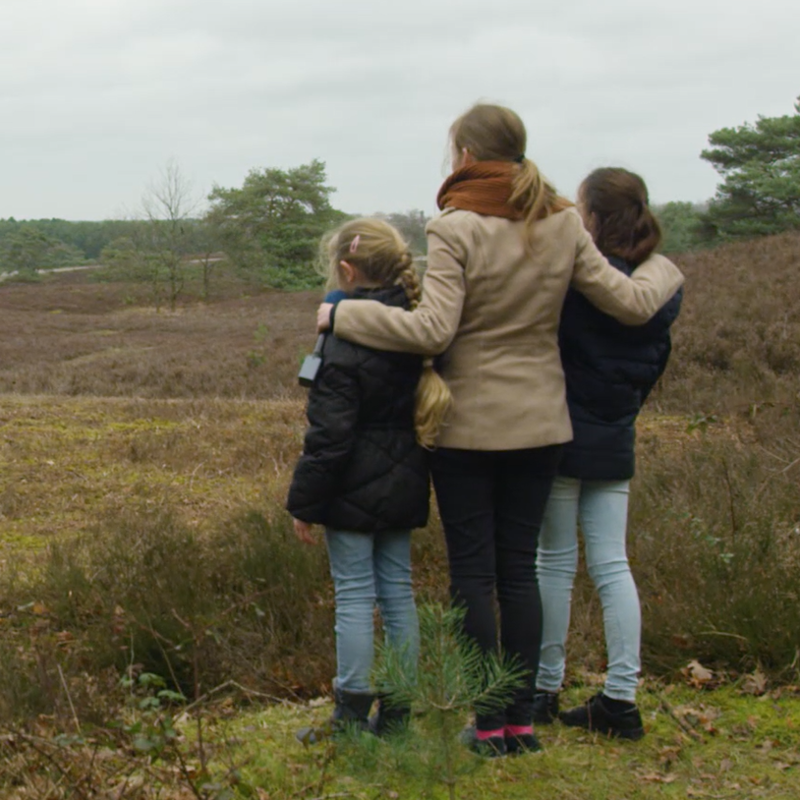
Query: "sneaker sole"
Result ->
[[560, 720, 645, 741]]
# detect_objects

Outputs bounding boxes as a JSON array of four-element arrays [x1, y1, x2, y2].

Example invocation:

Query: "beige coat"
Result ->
[[333, 207, 684, 451]]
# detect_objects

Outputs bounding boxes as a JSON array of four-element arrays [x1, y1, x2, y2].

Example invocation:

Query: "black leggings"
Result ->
[[431, 445, 561, 730]]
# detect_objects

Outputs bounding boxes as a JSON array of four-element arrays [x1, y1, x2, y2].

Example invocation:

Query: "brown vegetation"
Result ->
[[653, 230, 800, 414], [0, 235, 798, 732], [0, 269, 317, 399]]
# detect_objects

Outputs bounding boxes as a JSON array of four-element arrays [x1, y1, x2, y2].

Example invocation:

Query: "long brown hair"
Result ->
[[580, 168, 662, 265], [322, 218, 452, 448], [449, 104, 572, 238]]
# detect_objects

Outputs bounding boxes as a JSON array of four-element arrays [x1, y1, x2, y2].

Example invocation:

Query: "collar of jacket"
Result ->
[[350, 284, 411, 309]]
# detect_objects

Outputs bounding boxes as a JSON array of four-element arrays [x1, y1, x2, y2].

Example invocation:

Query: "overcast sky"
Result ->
[[2, 0, 798, 220]]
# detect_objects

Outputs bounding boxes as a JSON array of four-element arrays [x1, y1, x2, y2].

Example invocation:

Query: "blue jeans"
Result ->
[[535, 477, 641, 702], [325, 529, 419, 694]]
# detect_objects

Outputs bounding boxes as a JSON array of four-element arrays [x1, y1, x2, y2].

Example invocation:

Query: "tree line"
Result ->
[[2, 94, 797, 297]]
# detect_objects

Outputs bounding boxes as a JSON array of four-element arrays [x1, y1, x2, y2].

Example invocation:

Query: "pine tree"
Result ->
[[701, 96, 800, 239]]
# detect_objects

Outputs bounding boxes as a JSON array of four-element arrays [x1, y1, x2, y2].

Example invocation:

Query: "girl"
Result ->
[[287, 218, 451, 737], [318, 105, 683, 756], [534, 168, 682, 739]]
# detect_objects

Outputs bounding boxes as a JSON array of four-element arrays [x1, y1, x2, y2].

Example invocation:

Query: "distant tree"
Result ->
[[0, 226, 59, 275], [207, 160, 345, 290], [191, 220, 224, 301], [0, 219, 159, 262], [701, 96, 800, 239], [142, 160, 203, 310], [98, 162, 202, 309], [380, 209, 430, 256], [654, 201, 711, 253], [100, 235, 142, 278]]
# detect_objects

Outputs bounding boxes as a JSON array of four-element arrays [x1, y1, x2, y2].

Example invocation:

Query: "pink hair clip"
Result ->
[[349, 234, 360, 254]]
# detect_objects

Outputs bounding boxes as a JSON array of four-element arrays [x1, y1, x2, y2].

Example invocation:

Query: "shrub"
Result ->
[[0, 502, 335, 722], [631, 429, 800, 676]]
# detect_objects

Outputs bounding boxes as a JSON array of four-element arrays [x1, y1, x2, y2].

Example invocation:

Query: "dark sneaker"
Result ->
[[531, 690, 559, 725], [504, 728, 542, 755], [559, 693, 645, 740], [460, 725, 507, 758]]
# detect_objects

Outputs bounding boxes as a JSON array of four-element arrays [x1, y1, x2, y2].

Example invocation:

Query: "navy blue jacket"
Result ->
[[558, 256, 682, 481], [287, 286, 429, 532]]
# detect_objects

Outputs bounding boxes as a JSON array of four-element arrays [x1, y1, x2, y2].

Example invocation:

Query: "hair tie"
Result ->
[[349, 234, 360, 254], [514, 154, 526, 164]]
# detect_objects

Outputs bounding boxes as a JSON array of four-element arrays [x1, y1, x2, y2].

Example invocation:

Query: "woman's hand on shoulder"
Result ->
[[293, 518, 318, 544], [317, 303, 334, 332]]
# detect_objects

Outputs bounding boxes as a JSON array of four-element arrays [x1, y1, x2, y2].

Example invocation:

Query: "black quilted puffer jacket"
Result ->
[[286, 285, 430, 533]]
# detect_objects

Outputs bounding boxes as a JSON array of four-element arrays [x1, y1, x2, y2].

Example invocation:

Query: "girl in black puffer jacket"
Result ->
[[287, 218, 451, 738], [534, 169, 682, 740]]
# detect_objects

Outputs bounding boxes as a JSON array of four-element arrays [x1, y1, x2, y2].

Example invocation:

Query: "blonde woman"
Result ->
[[288, 218, 451, 738], [318, 105, 683, 756]]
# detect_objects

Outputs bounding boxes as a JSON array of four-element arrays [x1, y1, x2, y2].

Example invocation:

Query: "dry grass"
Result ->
[[0, 269, 319, 399], [0, 395, 304, 550], [0, 237, 799, 798], [652, 230, 800, 414], [0, 237, 798, 706]]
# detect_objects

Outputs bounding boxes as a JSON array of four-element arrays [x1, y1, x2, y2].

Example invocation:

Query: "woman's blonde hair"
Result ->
[[322, 217, 452, 448], [449, 104, 572, 239]]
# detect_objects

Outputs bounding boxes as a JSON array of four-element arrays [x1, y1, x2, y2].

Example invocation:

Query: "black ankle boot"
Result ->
[[296, 688, 375, 746], [331, 687, 375, 729], [531, 690, 559, 725], [559, 693, 644, 740], [368, 695, 411, 737]]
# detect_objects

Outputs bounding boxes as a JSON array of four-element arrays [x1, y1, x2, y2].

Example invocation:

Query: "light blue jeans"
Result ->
[[535, 477, 641, 702], [325, 528, 419, 694]]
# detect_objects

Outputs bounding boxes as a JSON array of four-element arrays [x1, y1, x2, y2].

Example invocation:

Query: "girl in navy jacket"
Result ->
[[534, 168, 682, 740]]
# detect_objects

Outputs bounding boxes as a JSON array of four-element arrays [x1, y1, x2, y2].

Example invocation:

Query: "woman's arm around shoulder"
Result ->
[[569, 210, 684, 325], [325, 210, 470, 355]]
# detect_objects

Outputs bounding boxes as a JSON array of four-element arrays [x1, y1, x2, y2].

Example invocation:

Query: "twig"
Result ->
[[57, 663, 81, 734], [752, 455, 800, 501], [137, 613, 184, 694], [166, 720, 205, 800], [698, 630, 749, 641], [658, 698, 702, 740], [720, 459, 738, 538], [188, 462, 205, 491], [181, 679, 285, 715], [16, 733, 92, 800], [196, 712, 207, 776]]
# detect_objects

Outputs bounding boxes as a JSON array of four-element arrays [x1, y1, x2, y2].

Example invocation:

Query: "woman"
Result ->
[[533, 168, 682, 740], [317, 104, 683, 756]]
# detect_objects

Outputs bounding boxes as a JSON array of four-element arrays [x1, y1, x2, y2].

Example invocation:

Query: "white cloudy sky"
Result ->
[[2, 0, 798, 220]]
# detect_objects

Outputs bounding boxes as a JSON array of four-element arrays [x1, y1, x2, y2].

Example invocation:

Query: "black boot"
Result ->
[[296, 688, 374, 746], [531, 690, 559, 725], [331, 687, 375, 730], [559, 693, 644, 741], [369, 695, 411, 737]]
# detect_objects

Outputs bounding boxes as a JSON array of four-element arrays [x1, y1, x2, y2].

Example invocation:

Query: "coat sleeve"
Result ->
[[331, 215, 467, 355], [286, 357, 360, 524], [571, 220, 685, 325], [640, 287, 683, 403]]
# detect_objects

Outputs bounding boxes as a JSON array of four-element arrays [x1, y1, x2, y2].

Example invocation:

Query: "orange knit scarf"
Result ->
[[436, 162, 524, 219]]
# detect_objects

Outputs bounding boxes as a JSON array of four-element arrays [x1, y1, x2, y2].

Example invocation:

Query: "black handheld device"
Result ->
[[298, 334, 326, 387]]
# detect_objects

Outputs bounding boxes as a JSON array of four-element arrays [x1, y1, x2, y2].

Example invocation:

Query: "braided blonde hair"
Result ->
[[322, 218, 452, 448]]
